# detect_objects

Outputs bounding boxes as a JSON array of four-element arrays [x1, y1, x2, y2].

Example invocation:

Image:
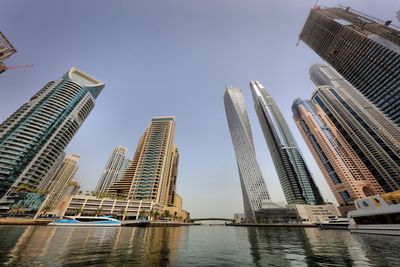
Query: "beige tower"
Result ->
[[292, 99, 384, 207], [108, 117, 178, 206], [42, 155, 80, 213]]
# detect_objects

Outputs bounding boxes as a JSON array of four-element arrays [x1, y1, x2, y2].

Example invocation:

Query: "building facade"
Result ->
[[108, 117, 181, 207], [299, 6, 400, 125], [0, 67, 104, 205], [292, 99, 384, 206], [309, 64, 400, 193], [41, 155, 80, 213], [290, 203, 340, 224], [95, 146, 129, 194], [249, 81, 323, 205], [224, 87, 270, 220]]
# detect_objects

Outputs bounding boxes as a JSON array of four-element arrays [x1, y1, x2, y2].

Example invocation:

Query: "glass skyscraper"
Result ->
[[0, 67, 104, 203], [250, 81, 323, 205], [224, 87, 270, 220], [299, 6, 400, 126], [309, 64, 400, 193]]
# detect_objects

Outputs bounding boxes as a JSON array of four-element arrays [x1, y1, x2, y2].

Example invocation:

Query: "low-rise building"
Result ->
[[254, 200, 300, 224], [63, 194, 189, 222], [290, 203, 341, 224]]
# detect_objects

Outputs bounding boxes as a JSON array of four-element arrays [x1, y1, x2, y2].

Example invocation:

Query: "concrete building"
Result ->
[[63, 193, 189, 222], [66, 116, 189, 221], [108, 117, 179, 207], [95, 146, 129, 194], [224, 88, 270, 220], [249, 81, 323, 205], [0, 31, 16, 74], [48, 180, 80, 217], [0, 67, 104, 209], [299, 6, 400, 126], [41, 155, 80, 214], [254, 200, 300, 224], [291, 203, 341, 224], [292, 99, 384, 208], [309, 64, 400, 193]]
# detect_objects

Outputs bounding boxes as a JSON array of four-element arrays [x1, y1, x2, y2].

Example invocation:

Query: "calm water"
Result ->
[[0, 225, 399, 266]]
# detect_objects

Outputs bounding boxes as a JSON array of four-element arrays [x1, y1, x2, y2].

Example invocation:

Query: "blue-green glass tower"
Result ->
[[0, 67, 104, 202]]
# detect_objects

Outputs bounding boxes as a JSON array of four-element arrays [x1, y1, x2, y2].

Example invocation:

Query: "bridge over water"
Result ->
[[190, 218, 235, 223]]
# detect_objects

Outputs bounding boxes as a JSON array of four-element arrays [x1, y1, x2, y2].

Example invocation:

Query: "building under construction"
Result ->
[[299, 6, 400, 126], [0, 31, 17, 74]]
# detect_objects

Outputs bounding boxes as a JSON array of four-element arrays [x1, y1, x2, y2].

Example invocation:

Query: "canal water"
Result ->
[[0, 225, 398, 266]]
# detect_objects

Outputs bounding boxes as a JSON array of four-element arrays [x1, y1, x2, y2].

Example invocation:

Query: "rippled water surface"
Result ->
[[0, 225, 399, 266]]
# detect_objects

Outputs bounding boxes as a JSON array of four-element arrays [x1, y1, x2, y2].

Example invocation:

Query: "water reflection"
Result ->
[[0, 225, 399, 266], [0, 226, 185, 266]]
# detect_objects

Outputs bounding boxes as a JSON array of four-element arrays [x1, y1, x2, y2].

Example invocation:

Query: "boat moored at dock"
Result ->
[[48, 216, 121, 227], [319, 217, 349, 229], [348, 193, 400, 236]]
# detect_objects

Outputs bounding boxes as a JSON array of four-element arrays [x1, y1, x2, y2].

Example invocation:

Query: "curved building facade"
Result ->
[[0, 67, 104, 202], [224, 88, 270, 220], [250, 81, 323, 205]]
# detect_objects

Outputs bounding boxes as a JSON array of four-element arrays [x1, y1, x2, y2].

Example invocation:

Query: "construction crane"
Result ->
[[0, 64, 34, 71]]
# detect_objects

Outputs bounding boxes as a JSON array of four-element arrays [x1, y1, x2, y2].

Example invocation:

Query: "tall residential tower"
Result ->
[[250, 81, 323, 205], [42, 155, 80, 212], [95, 146, 129, 194], [108, 117, 179, 207], [0, 67, 104, 203], [299, 6, 400, 125], [224, 88, 270, 219], [292, 99, 384, 206], [309, 65, 400, 192]]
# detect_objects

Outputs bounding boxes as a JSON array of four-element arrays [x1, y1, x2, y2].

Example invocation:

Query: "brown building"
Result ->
[[292, 99, 384, 208]]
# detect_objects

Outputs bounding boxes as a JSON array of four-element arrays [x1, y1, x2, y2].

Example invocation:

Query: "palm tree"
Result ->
[[119, 208, 126, 220], [95, 208, 103, 217], [154, 210, 160, 221], [73, 208, 82, 216], [138, 209, 146, 219], [16, 184, 29, 193], [149, 209, 155, 221], [41, 205, 53, 215]]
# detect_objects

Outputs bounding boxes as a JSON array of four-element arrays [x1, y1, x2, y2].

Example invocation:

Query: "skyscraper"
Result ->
[[0, 31, 16, 74], [309, 65, 400, 193], [299, 6, 400, 125], [292, 99, 384, 206], [0, 67, 104, 202], [95, 146, 129, 194], [42, 155, 80, 212], [249, 81, 323, 205], [108, 117, 179, 207], [224, 88, 270, 219]]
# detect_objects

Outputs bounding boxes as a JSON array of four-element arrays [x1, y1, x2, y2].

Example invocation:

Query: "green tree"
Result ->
[[119, 208, 126, 220], [95, 208, 103, 216]]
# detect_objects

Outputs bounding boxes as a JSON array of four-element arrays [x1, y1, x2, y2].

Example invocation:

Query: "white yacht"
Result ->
[[348, 194, 400, 236], [48, 216, 121, 227], [319, 217, 349, 229]]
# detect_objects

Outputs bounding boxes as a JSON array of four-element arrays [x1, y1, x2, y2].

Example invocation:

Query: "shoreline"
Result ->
[[226, 223, 318, 228]]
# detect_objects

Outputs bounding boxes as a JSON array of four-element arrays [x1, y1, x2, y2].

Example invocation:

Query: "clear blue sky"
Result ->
[[1, 0, 398, 217]]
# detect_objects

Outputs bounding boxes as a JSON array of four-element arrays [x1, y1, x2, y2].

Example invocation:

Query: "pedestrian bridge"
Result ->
[[190, 218, 235, 222]]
